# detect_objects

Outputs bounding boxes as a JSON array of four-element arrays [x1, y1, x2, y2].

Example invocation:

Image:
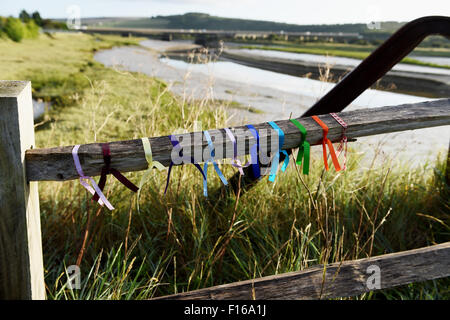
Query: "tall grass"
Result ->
[[1, 33, 448, 299]]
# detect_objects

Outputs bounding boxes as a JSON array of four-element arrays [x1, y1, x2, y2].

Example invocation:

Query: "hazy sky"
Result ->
[[2, 0, 450, 25]]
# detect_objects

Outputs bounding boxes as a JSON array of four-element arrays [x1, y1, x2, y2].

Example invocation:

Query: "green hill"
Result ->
[[96, 12, 403, 33], [83, 13, 448, 47]]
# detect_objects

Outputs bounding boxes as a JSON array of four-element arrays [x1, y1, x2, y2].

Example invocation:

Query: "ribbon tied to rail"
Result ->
[[311, 115, 341, 172], [164, 134, 206, 195], [330, 113, 348, 170], [224, 127, 250, 176], [246, 124, 261, 179], [203, 130, 228, 197], [72, 144, 114, 210], [289, 119, 310, 175], [92, 143, 139, 203], [267, 121, 289, 182], [138, 137, 167, 203]]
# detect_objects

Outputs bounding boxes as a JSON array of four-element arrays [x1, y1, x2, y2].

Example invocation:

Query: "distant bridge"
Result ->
[[81, 27, 361, 44]]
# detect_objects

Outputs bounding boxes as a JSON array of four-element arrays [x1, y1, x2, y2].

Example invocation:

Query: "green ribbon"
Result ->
[[290, 119, 310, 175]]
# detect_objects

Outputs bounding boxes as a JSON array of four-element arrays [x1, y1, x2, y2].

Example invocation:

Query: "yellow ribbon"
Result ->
[[138, 138, 166, 206], [141, 137, 166, 172]]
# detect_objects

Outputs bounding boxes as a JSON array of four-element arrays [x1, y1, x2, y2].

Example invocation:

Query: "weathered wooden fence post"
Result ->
[[0, 81, 45, 299]]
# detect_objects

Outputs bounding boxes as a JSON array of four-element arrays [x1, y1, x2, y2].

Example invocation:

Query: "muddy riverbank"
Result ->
[[219, 49, 450, 98]]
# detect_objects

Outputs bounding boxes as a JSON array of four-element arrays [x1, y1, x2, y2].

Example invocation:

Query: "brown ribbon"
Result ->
[[92, 143, 139, 202]]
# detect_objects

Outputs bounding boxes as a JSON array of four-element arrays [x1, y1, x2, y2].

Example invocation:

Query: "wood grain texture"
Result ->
[[25, 99, 450, 181], [155, 242, 450, 300], [0, 81, 45, 299]]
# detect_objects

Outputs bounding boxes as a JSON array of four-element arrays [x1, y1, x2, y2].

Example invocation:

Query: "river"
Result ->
[[33, 99, 49, 120], [94, 40, 449, 166], [230, 48, 450, 76]]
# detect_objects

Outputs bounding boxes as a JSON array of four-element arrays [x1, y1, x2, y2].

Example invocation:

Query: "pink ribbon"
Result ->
[[330, 113, 348, 170], [224, 128, 250, 176], [72, 145, 114, 210]]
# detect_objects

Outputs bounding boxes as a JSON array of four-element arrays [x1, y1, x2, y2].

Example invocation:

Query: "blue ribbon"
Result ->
[[203, 130, 228, 197], [246, 124, 261, 179], [164, 135, 206, 195], [267, 121, 289, 182]]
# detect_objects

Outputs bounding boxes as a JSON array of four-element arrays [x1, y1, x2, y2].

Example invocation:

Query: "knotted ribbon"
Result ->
[[141, 137, 166, 172], [311, 115, 341, 172], [246, 124, 261, 179], [72, 144, 114, 210], [92, 143, 139, 202], [137, 137, 167, 202], [164, 135, 206, 195], [203, 130, 228, 197], [224, 127, 250, 176], [330, 113, 348, 170], [289, 119, 310, 175], [267, 121, 289, 182]]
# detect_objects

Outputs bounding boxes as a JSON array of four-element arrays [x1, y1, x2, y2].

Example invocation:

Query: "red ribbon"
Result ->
[[311, 115, 341, 172], [92, 143, 139, 202]]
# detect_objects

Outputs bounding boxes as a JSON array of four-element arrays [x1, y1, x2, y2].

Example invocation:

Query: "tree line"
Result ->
[[0, 10, 67, 42]]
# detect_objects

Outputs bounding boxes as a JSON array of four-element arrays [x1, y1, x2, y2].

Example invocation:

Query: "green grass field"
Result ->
[[1, 33, 449, 299]]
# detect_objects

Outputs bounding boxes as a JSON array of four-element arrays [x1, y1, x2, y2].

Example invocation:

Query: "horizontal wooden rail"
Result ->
[[154, 242, 450, 300], [26, 99, 450, 181]]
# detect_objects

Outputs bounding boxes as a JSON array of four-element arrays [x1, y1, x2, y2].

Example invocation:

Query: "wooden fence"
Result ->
[[157, 243, 450, 300], [0, 80, 449, 299]]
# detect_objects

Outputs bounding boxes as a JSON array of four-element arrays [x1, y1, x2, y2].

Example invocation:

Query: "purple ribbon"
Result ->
[[72, 145, 114, 210], [246, 124, 261, 179], [224, 128, 250, 176], [164, 135, 206, 195]]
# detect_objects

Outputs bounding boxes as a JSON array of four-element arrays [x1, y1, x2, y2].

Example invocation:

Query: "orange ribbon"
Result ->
[[311, 115, 341, 172]]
